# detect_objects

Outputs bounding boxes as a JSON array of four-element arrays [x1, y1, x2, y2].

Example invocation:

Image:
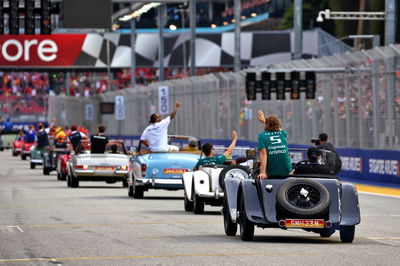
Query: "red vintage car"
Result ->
[[12, 138, 25, 156], [57, 153, 72, 180], [21, 142, 35, 160]]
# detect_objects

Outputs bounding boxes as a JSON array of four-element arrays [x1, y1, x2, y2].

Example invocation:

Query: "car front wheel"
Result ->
[[193, 193, 204, 214], [239, 192, 254, 241], [340, 225, 355, 243], [223, 197, 237, 236], [184, 192, 194, 212]]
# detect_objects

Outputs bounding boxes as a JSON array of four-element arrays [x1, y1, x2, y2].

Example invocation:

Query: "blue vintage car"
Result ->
[[128, 136, 201, 198]]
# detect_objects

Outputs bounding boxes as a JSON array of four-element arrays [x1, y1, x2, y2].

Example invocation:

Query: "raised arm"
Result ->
[[169, 101, 181, 120], [223, 130, 238, 158], [257, 110, 265, 124], [49, 117, 56, 129]]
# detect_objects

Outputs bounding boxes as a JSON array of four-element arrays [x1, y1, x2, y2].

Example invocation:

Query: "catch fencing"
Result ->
[[48, 44, 400, 151]]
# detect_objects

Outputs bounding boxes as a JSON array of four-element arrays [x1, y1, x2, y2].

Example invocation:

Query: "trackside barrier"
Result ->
[[110, 135, 400, 185]]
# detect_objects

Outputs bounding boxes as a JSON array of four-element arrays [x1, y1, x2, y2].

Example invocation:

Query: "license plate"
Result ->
[[163, 168, 189, 175], [95, 166, 114, 171], [285, 219, 324, 228]]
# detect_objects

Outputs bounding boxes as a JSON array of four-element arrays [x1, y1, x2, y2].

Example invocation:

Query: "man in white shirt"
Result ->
[[140, 101, 181, 152]]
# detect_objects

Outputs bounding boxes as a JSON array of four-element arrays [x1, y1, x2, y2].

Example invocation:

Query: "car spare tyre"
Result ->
[[219, 165, 250, 190], [276, 178, 330, 218]]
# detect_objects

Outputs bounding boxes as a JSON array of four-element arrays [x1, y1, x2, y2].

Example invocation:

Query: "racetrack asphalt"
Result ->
[[0, 150, 399, 266]]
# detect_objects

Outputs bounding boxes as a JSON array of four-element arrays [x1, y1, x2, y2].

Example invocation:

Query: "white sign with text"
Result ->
[[158, 86, 169, 115], [115, 96, 125, 120]]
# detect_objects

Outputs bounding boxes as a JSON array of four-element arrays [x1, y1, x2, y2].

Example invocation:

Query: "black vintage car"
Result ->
[[222, 150, 360, 243]]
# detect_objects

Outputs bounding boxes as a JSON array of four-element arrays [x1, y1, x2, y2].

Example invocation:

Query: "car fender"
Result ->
[[242, 179, 264, 224], [209, 168, 223, 192], [182, 172, 194, 199], [224, 178, 241, 222], [193, 171, 210, 196], [340, 182, 361, 226]]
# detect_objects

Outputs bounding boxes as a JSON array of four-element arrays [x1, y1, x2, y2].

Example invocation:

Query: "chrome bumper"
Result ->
[[136, 178, 183, 186]]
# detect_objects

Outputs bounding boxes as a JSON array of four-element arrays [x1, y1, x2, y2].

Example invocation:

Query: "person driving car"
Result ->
[[139, 101, 181, 152], [193, 130, 237, 171], [292, 147, 331, 175]]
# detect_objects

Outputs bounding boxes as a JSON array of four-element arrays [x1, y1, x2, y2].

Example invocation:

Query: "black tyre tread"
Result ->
[[128, 186, 134, 197], [43, 168, 50, 175], [21, 154, 27, 160], [193, 193, 204, 214], [133, 186, 144, 199], [340, 225, 355, 243], [276, 178, 330, 218], [122, 179, 129, 187], [70, 175, 79, 188], [184, 193, 194, 212], [223, 197, 237, 236], [30, 162, 35, 169], [239, 192, 254, 241], [219, 165, 250, 190]]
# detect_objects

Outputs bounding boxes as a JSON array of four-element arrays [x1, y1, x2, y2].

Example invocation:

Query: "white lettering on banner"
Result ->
[[0, 39, 58, 62], [341, 157, 362, 172], [2, 39, 23, 61], [115, 96, 125, 120], [85, 104, 94, 121], [24, 39, 38, 61], [158, 86, 169, 115], [369, 159, 398, 176], [37, 40, 57, 61]]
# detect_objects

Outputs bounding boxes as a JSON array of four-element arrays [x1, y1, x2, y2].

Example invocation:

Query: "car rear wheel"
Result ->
[[122, 179, 129, 187], [223, 196, 237, 236], [43, 167, 50, 175], [128, 185, 134, 197], [21, 154, 27, 160], [193, 193, 204, 214], [239, 192, 254, 241], [219, 165, 250, 191], [30, 162, 35, 169], [12, 151, 17, 156], [70, 174, 79, 188], [67, 174, 71, 187], [340, 225, 355, 243], [276, 179, 330, 218], [133, 185, 144, 199], [184, 192, 194, 212]]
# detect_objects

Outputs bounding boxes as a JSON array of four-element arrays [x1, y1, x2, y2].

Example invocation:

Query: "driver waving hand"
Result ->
[[257, 111, 292, 179], [140, 101, 181, 152]]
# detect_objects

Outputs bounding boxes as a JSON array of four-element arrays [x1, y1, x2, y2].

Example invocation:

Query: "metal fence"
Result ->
[[48, 44, 400, 151]]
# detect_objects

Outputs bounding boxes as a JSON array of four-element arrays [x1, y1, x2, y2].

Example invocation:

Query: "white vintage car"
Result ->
[[182, 164, 250, 214], [67, 140, 130, 188]]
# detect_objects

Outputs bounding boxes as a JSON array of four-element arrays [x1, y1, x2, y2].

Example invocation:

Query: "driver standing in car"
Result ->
[[139, 101, 181, 152], [256, 111, 292, 179]]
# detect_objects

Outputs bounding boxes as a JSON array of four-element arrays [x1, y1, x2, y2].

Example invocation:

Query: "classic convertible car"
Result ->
[[128, 136, 201, 199], [183, 163, 250, 214], [67, 140, 130, 188], [12, 137, 24, 156], [21, 142, 35, 160], [223, 165, 361, 243]]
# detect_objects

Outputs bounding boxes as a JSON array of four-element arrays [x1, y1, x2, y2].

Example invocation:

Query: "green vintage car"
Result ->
[[30, 145, 43, 169]]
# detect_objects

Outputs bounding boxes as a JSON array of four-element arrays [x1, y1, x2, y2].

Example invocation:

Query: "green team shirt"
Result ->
[[257, 130, 292, 175], [195, 155, 226, 169]]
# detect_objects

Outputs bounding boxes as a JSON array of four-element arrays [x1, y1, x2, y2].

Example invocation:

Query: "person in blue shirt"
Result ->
[[25, 125, 36, 143], [2, 118, 13, 132]]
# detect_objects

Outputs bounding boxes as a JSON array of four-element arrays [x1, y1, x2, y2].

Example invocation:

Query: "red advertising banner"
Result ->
[[0, 34, 86, 67]]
